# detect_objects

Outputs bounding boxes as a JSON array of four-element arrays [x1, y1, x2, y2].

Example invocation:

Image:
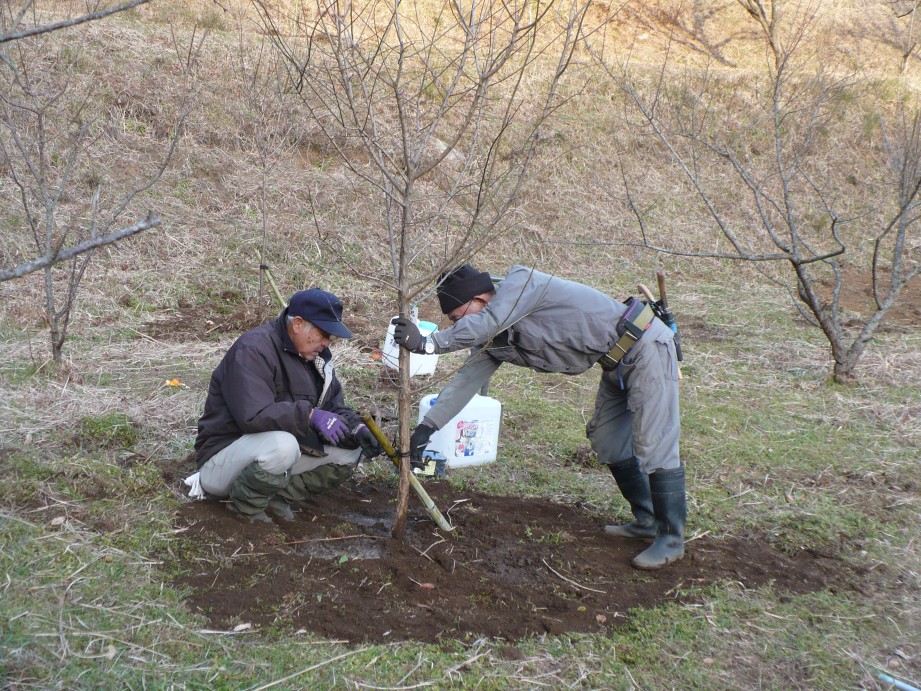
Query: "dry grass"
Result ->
[[1, 0, 916, 483], [5, 0, 913, 316]]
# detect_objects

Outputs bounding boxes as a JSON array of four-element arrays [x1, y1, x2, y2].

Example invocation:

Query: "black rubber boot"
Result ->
[[604, 457, 657, 539], [632, 465, 687, 570]]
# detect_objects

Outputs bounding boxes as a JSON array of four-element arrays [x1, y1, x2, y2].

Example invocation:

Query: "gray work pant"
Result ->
[[586, 329, 681, 474], [199, 431, 361, 497]]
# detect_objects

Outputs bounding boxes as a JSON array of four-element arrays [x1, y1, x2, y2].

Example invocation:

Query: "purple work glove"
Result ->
[[391, 317, 424, 353], [309, 408, 350, 445]]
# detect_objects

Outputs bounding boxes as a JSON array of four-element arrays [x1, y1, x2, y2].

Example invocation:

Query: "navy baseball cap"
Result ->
[[287, 288, 353, 339]]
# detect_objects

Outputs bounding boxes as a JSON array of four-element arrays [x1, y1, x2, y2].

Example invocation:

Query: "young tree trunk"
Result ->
[[392, 344, 412, 540]]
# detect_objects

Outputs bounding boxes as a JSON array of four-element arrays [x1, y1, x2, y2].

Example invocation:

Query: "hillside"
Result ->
[[1, 1, 919, 688]]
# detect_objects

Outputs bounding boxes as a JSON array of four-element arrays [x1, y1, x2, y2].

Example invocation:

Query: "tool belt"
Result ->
[[598, 297, 654, 370]]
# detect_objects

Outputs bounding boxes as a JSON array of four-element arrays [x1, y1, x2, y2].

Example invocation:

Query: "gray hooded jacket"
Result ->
[[423, 265, 674, 430]]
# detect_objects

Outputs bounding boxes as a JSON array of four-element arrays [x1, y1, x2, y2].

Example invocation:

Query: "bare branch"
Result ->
[[252, 0, 590, 534], [0, 214, 160, 282], [0, 0, 151, 44], [1, 5, 199, 362]]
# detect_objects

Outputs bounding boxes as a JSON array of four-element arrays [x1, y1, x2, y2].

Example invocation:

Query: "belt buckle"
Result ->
[[598, 354, 619, 370]]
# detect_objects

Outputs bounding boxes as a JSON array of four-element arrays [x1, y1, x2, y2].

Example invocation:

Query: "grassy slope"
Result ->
[[1, 1, 919, 688]]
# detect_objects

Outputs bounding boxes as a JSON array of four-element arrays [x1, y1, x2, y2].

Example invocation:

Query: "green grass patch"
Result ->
[[74, 413, 139, 450]]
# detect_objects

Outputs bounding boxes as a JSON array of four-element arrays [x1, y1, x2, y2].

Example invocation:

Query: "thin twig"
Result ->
[[246, 649, 368, 691], [0, 0, 151, 44], [352, 680, 436, 690], [541, 558, 607, 595], [686, 530, 711, 542], [418, 537, 446, 559]]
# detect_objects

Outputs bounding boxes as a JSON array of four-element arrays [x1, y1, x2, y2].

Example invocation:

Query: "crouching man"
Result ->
[[192, 288, 381, 523]]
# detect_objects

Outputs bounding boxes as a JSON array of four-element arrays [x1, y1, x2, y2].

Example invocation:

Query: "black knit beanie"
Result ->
[[437, 264, 495, 314]]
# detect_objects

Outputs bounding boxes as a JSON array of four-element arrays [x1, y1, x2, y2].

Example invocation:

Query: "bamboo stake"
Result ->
[[255, 249, 287, 309], [361, 413, 454, 533]]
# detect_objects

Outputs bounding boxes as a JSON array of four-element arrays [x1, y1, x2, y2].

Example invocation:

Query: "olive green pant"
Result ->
[[277, 463, 355, 503]]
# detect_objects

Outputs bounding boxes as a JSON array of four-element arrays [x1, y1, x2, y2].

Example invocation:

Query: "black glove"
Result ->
[[391, 316, 423, 353], [409, 423, 436, 469], [353, 424, 383, 458]]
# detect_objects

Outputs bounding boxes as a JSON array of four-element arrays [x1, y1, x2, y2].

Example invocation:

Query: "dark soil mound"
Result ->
[[168, 479, 866, 643]]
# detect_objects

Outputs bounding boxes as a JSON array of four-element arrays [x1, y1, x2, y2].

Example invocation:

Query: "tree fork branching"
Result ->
[[595, 0, 919, 383]]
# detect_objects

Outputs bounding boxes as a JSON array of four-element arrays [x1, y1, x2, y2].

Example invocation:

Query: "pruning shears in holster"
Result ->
[[639, 270, 684, 362]]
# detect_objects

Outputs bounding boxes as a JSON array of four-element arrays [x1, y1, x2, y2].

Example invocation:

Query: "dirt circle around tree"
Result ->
[[167, 477, 869, 644]]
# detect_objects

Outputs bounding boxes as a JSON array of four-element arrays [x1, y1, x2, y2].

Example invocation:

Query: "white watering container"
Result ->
[[418, 393, 502, 468], [382, 318, 439, 376]]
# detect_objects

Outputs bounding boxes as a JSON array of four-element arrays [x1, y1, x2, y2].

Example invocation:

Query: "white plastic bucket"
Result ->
[[418, 393, 502, 468], [382, 318, 439, 376]]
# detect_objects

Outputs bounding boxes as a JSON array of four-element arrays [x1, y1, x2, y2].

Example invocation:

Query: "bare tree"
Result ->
[[0, 2, 197, 364], [0, 1, 163, 288], [252, 0, 591, 537], [595, 0, 920, 384]]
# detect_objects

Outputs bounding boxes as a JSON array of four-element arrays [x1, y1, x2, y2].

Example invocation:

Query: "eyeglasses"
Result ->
[[300, 318, 334, 341], [448, 297, 485, 324]]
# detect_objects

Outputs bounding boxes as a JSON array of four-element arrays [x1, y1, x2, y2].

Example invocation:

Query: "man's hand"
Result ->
[[353, 424, 383, 458], [391, 317, 423, 353], [409, 423, 436, 467], [309, 408, 350, 445]]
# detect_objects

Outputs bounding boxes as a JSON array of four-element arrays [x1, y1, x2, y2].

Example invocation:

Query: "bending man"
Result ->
[[392, 264, 685, 570]]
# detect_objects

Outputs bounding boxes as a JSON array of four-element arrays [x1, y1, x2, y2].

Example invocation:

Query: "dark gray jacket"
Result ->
[[195, 312, 360, 467]]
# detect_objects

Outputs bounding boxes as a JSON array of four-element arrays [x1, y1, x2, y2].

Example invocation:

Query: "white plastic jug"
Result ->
[[382, 318, 439, 376], [418, 393, 502, 468]]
